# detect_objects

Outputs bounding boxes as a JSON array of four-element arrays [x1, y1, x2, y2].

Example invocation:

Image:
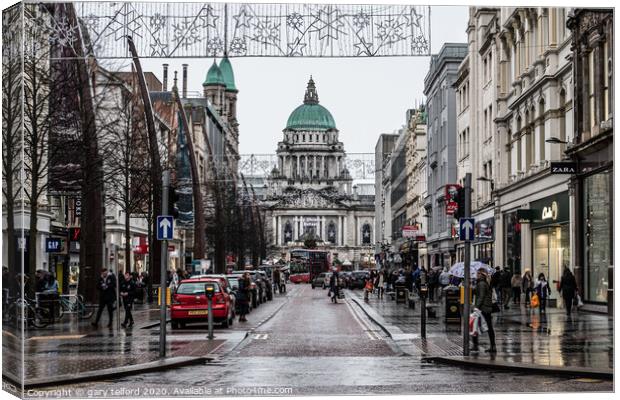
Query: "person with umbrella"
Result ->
[[472, 269, 496, 353]]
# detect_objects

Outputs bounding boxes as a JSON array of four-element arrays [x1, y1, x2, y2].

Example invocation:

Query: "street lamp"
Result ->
[[545, 137, 568, 144]]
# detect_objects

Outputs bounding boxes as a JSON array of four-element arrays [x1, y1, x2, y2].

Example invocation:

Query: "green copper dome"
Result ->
[[219, 57, 237, 91], [204, 61, 225, 86], [285, 77, 336, 131]]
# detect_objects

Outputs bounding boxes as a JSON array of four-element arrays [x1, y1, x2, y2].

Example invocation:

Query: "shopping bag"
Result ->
[[469, 313, 479, 337], [530, 293, 540, 308], [576, 293, 584, 308]]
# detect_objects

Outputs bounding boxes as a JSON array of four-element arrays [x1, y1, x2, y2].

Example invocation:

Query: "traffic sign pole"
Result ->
[[463, 173, 471, 356], [160, 171, 170, 358]]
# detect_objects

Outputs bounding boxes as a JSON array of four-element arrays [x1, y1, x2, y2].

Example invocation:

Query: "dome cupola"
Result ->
[[285, 77, 337, 131]]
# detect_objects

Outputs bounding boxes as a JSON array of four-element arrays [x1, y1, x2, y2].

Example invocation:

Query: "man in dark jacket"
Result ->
[[559, 266, 577, 315], [119, 271, 136, 328], [92, 268, 117, 328], [472, 269, 496, 353]]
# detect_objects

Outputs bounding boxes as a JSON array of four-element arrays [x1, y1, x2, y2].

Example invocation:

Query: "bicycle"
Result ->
[[5, 296, 51, 329], [58, 294, 94, 320]]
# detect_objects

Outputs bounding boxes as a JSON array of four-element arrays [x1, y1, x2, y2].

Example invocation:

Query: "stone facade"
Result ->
[[423, 43, 468, 269], [263, 78, 375, 266]]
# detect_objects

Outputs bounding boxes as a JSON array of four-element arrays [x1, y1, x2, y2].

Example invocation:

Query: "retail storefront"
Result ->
[[530, 192, 570, 306], [503, 211, 522, 274], [581, 169, 612, 305]]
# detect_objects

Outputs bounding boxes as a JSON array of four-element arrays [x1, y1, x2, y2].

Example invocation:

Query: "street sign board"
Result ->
[[550, 161, 577, 174], [459, 218, 475, 241], [445, 184, 461, 215], [402, 225, 419, 238], [46, 238, 62, 252], [157, 215, 174, 240]]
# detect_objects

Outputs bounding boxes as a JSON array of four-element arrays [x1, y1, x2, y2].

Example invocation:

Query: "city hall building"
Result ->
[[262, 78, 375, 266]]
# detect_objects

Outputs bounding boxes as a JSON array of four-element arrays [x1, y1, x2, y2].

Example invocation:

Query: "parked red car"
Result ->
[[170, 278, 234, 329]]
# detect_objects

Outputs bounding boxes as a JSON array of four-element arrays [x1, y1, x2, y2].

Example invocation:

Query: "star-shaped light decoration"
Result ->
[[287, 40, 307, 56], [233, 6, 253, 29], [198, 5, 219, 29], [406, 8, 424, 29], [47, 15, 79, 48], [309, 5, 346, 42], [353, 37, 373, 56], [149, 38, 168, 57]]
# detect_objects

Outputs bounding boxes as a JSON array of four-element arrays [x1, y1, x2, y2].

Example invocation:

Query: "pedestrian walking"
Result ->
[[472, 269, 496, 353], [237, 272, 251, 322], [511, 273, 522, 305], [120, 271, 136, 328], [559, 266, 577, 316], [522, 270, 533, 306], [273, 267, 282, 294], [439, 267, 450, 298], [376, 269, 385, 299], [428, 268, 440, 302], [490, 266, 502, 305], [42, 273, 60, 321], [92, 268, 117, 328], [500, 268, 512, 309], [535, 273, 551, 314], [330, 268, 341, 303]]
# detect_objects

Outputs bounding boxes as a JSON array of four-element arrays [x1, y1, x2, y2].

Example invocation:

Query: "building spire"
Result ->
[[303, 75, 319, 105]]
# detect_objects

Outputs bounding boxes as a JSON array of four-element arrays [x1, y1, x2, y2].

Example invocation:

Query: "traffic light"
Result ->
[[168, 186, 180, 219], [454, 187, 466, 220]]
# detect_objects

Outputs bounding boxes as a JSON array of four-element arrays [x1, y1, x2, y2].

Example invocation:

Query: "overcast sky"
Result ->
[[139, 5, 469, 155]]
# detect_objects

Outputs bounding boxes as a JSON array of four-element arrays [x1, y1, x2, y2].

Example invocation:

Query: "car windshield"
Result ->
[[228, 278, 239, 288], [176, 282, 220, 295]]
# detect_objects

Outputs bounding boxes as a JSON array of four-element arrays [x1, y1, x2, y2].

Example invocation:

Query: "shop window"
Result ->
[[584, 171, 611, 303]]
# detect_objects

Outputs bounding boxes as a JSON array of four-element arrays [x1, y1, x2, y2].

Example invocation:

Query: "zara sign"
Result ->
[[550, 161, 577, 174]]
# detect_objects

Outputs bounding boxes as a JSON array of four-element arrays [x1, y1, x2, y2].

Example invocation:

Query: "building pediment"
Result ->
[[268, 188, 349, 209]]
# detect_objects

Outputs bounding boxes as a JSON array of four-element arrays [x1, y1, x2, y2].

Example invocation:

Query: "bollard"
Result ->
[[205, 282, 216, 340], [420, 285, 428, 339]]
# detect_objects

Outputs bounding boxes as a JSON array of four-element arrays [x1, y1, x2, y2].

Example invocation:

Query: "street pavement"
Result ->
[[2, 289, 287, 389], [17, 283, 611, 397], [346, 287, 613, 373]]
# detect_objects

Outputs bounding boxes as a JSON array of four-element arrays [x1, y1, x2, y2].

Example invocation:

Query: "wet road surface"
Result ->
[[32, 284, 612, 396]]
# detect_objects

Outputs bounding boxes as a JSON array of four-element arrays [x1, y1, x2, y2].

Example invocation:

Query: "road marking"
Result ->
[[344, 299, 376, 340], [252, 333, 268, 340]]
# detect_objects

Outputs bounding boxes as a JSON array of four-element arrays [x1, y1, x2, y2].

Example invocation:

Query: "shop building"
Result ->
[[566, 9, 613, 315], [423, 43, 468, 269]]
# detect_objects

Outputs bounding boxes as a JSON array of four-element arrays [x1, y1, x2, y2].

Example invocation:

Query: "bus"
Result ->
[[288, 249, 331, 284]]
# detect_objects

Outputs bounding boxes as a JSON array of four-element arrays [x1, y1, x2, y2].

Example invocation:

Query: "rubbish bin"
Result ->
[[444, 286, 460, 324], [395, 283, 407, 304]]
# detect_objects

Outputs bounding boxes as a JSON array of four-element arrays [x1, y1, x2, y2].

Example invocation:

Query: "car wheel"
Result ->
[[171, 321, 179, 329]]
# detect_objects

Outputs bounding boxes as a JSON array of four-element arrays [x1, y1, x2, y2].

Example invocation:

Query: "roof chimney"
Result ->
[[162, 63, 169, 91], [182, 64, 188, 98]]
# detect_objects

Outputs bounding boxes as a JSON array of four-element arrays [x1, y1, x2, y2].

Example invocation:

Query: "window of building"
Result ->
[[539, 99, 546, 161], [488, 105, 493, 139], [603, 40, 610, 121], [303, 134, 306, 142], [588, 50, 596, 130]]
